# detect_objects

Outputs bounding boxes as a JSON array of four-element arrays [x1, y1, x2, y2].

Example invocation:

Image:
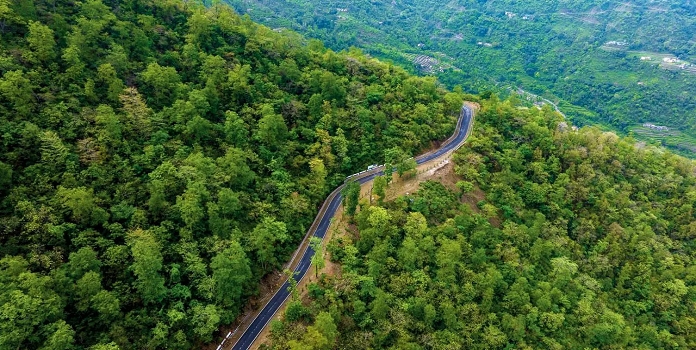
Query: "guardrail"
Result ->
[[414, 105, 468, 163], [221, 104, 473, 350], [343, 108, 468, 182], [284, 182, 345, 270], [344, 165, 384, 183]]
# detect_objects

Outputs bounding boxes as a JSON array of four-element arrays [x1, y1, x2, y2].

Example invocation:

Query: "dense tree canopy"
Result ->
[[268, 96, 696, 349], [0, 0, 460, 348]]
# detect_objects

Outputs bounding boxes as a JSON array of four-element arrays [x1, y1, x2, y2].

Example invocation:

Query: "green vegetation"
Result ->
[[267, 96, 696, 349], [629, 124, 696, 155], [0, 0, 463, 348], [5, 1, 696, 348], [226, 0, 696, 156]]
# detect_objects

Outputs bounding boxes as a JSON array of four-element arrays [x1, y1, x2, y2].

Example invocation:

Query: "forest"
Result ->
[[0, 0, 464, 348], [226, 0, 696, 157], [265, 96, 696, 349]]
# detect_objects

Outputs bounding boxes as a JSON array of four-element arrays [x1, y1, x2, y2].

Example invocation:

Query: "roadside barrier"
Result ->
[[223, 104, 475, 350]]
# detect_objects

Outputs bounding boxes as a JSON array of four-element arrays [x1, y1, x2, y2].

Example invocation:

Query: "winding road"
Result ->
[[221, 104, 475, 350]]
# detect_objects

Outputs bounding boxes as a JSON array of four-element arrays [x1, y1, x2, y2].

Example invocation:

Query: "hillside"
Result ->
[[0, 1, 463, 349], [265, 96, 696, 349], [226, 0, 696, 157]]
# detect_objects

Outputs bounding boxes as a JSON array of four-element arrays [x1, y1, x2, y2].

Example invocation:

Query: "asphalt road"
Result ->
[[226, 105, 474, 350]]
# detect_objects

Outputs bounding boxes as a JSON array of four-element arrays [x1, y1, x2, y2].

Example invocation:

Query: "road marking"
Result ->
[[224, 105, 475, 350]]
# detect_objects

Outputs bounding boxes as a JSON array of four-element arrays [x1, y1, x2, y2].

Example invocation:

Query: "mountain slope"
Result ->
[[265, 96, 696, 349], [226, 0, 696, 156], [0, 1, 464, 349]]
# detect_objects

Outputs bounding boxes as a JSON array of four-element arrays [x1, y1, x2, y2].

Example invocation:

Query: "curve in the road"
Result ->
[[223, 104, 474, 350]]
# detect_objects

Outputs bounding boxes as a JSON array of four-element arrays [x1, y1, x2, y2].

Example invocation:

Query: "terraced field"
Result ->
[[627, 51, 696, 74], [402, 53, 458, 74], [629, 124, 696, 156]]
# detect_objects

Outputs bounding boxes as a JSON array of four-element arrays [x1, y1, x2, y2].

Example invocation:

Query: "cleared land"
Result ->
[[629, 124, 696, 156], [627, 51, 696, 74]]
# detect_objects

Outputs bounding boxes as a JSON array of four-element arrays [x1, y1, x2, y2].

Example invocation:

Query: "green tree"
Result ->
[[94, 105, 122, 149], [140, 62, 181, 109], [208, 188, 242, 237], [309, 236, 325, 278], [185, 115, 215, 145], [284, 268, 300, 301], [372, 175, 387, 205], [341, 180, 360, 217], [128, 229, 167, 304], [216, 148, 255, 188], [56, 187, 109, 226], [314, 311, 338, 347], [64, 247, 101, 280], [250, 217, 289, 271], [90, 290, 120, 323], [384, 146, 416, 178], [333, 128, 349, 168], [26, 21, 55, 62], [398, 158, 417, 178], [285, 300, 310, 323], [189, 303, 220, 342], [74, 271, 102, 311], [0, 0, 19, 33], [119, 87, 152, 137], [0, 161, 11, 193], [436, 239, 461, 285], [223, 111, 248, 147], [0, 70, 33, 117], [61, 44, 85, 83], [211, 241, 251, 308], [176, 181, 209, 234], [0, 257, 63, 350], [456, 180, 474, 197], [307, 158, 327, 201], [40, 320, 75, 350], [255, 104, 288, 149], [90, 342, 120, 350], [96, 63, 124, 102]]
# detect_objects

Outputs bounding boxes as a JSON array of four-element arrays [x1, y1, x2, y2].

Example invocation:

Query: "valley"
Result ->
[[226, 0, 696, 157]]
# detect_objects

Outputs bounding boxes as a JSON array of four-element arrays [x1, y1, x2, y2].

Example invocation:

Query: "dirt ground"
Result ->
[[216, 104, 481, 349], [385, 157, 459, 200], [250, 203, 349, 348], [250, 152, 473, 348], [213, 159, 465, 349], [209, 265, 290, 350]]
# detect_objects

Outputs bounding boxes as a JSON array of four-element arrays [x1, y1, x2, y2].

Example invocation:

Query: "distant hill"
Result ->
[[226, 0, 696, 156]]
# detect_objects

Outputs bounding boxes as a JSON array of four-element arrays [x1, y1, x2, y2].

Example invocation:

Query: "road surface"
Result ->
[[223, 104, 474, 350]]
